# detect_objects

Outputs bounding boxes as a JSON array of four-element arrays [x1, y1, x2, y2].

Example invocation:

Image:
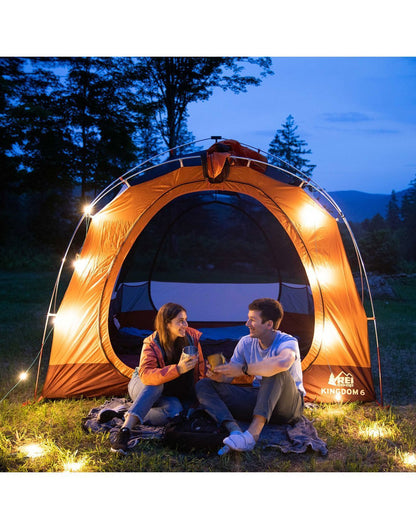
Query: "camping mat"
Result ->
[[82, 398, 328, 456]]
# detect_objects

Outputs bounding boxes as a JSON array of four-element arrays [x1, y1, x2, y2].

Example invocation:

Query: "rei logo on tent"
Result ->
[[328, 371, 354, 388], [322, 370, 366, 398]]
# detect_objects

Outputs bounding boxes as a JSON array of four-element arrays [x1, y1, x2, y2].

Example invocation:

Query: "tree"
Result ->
[[357, 214, 401, 274], [386, 190, 402, 231], [400, 178, 416, 261], [15, 61, 73, 192], [0, 58, 27, 243], [134, 57, 273, 151], [10, 60, 76, 248], [59, 57, 146, 198], [269, 115, 316, 177]]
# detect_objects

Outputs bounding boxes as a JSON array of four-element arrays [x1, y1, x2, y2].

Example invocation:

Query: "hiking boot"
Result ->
[[223, 430, 256, 452], [110, 427, 131, 455]]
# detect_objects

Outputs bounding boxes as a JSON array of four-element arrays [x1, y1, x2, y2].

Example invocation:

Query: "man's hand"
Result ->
[[213, 362, 245, 378], [205, 362, 230, 383]]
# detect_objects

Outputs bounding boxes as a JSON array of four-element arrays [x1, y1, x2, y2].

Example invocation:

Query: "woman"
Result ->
[[110, 302, 205, 454]]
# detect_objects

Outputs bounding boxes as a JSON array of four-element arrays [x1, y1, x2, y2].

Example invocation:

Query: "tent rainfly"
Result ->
[[37, 138, 382, 404]]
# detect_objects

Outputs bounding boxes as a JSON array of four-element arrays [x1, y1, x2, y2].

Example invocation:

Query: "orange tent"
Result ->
[[39, 139, 379, 403]]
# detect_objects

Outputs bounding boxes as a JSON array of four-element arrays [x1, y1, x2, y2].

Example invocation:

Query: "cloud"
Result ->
[[322, 112, 372, 123], [365, 128, 400, 135], [316, 124, 399, 135]]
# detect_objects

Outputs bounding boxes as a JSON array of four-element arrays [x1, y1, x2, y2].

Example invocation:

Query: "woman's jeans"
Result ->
[[127, 370, 183, 426], [195, 371, 303, 427]]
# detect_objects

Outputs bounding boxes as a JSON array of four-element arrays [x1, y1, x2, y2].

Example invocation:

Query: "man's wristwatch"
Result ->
[[242, 362, 249, 375]]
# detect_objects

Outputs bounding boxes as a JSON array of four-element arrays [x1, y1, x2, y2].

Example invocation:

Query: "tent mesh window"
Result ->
[[109, 192, 314, 366]]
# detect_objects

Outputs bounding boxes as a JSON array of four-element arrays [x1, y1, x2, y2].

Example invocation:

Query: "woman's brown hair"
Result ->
[[154, 302, 188, 363]]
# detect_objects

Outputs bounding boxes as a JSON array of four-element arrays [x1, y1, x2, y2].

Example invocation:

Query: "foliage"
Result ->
[[399, 178, 416, 261], [348, 179, 416, 273], [0, 56, 273, 257], [268, 114, 316, 177], [354, 215, 401, 274], [58, 57, 148, 197], [135, 57, 273, 150]]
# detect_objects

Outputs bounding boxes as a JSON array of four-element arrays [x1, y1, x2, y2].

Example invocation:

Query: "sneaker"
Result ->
[[110, 427, 131, 455], [223, 430, 256, 452], [98, 408, 125, 424]]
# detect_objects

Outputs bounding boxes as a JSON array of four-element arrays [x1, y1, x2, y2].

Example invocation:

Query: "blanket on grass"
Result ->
[[82, 398, 328, 456]]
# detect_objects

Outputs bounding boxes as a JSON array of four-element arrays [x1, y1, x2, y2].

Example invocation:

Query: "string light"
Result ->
[[323, 320, 340, 347], [52, 309, 79, 331], [83, 204, 93, 216], [300, 203, 326, 229], [358, 422, 392, 439], [19, 443, 46, 458], [313, 320, 340, 349], [322, 405, 345, 417], [304, 263, 335, 288], [401, 452, 416, 467], [73, 257, 88, 274], [63, 461, 85, 472], [63, 456, 87, 472], [0, 320, 55, 404]]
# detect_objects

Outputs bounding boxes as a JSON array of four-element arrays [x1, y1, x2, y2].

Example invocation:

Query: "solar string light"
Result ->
[[63, 458, 87, 472], [83, 203, 94, 216], [18, 443, 47, 459], [401, 452, 416, 467], [0, 322, 55, 403], [358, 422, 394, 439], [0, 368, 31, 403]]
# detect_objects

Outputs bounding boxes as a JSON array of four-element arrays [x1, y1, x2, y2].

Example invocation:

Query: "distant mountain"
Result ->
[[328, 189, 408, 223]]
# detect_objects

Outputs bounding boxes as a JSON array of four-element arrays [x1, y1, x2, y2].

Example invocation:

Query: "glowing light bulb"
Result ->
[[300, 204, 326, 229], [19, 372, 28, 381], [322, 320, 340, 347], [315, 265, 334, 286], [334, 392, 342, 403], [19, 443, 45, 458], [304, 263, 334, 288], [359, 422, 391, 439], [73, 257, 88, 274], [53, 310, 79, 331], [402, 452, 416, 467], [83, 204, 93, 216], [63, 459, 86, 472]]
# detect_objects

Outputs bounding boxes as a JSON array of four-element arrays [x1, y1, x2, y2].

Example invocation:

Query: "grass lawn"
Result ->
[[1, 270, 416, 473]]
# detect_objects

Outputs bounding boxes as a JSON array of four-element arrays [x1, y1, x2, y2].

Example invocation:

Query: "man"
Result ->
[[195, 298, 305, 453]]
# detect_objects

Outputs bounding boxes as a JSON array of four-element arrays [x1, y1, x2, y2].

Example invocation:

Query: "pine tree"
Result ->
[[60, 57, 141, 198], [269, 115, 316, 177], [0, 58, 27, 244], [400, 178, 416, 261], [386, 190, 402, 231]]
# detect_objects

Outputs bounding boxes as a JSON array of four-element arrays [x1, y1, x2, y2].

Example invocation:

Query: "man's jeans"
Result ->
[[127, 370, 183, 426], [195, 371, 303, 427]]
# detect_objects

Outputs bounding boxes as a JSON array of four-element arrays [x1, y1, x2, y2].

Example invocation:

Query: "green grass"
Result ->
[[1, 270, 416, 472]]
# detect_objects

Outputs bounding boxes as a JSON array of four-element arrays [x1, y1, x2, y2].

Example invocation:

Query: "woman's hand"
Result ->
[[177, 353, 198, 375]]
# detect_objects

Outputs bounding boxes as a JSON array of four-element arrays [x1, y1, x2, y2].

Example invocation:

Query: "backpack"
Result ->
[[163, 409, 228, 452]]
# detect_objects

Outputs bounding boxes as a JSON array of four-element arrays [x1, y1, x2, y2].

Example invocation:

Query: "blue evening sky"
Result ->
[[2, 4, 416, 196], [188, 57, 416, 194]]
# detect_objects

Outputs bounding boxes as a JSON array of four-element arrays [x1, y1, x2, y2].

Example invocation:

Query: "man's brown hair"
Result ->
[[248, 298, 284, 329]]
